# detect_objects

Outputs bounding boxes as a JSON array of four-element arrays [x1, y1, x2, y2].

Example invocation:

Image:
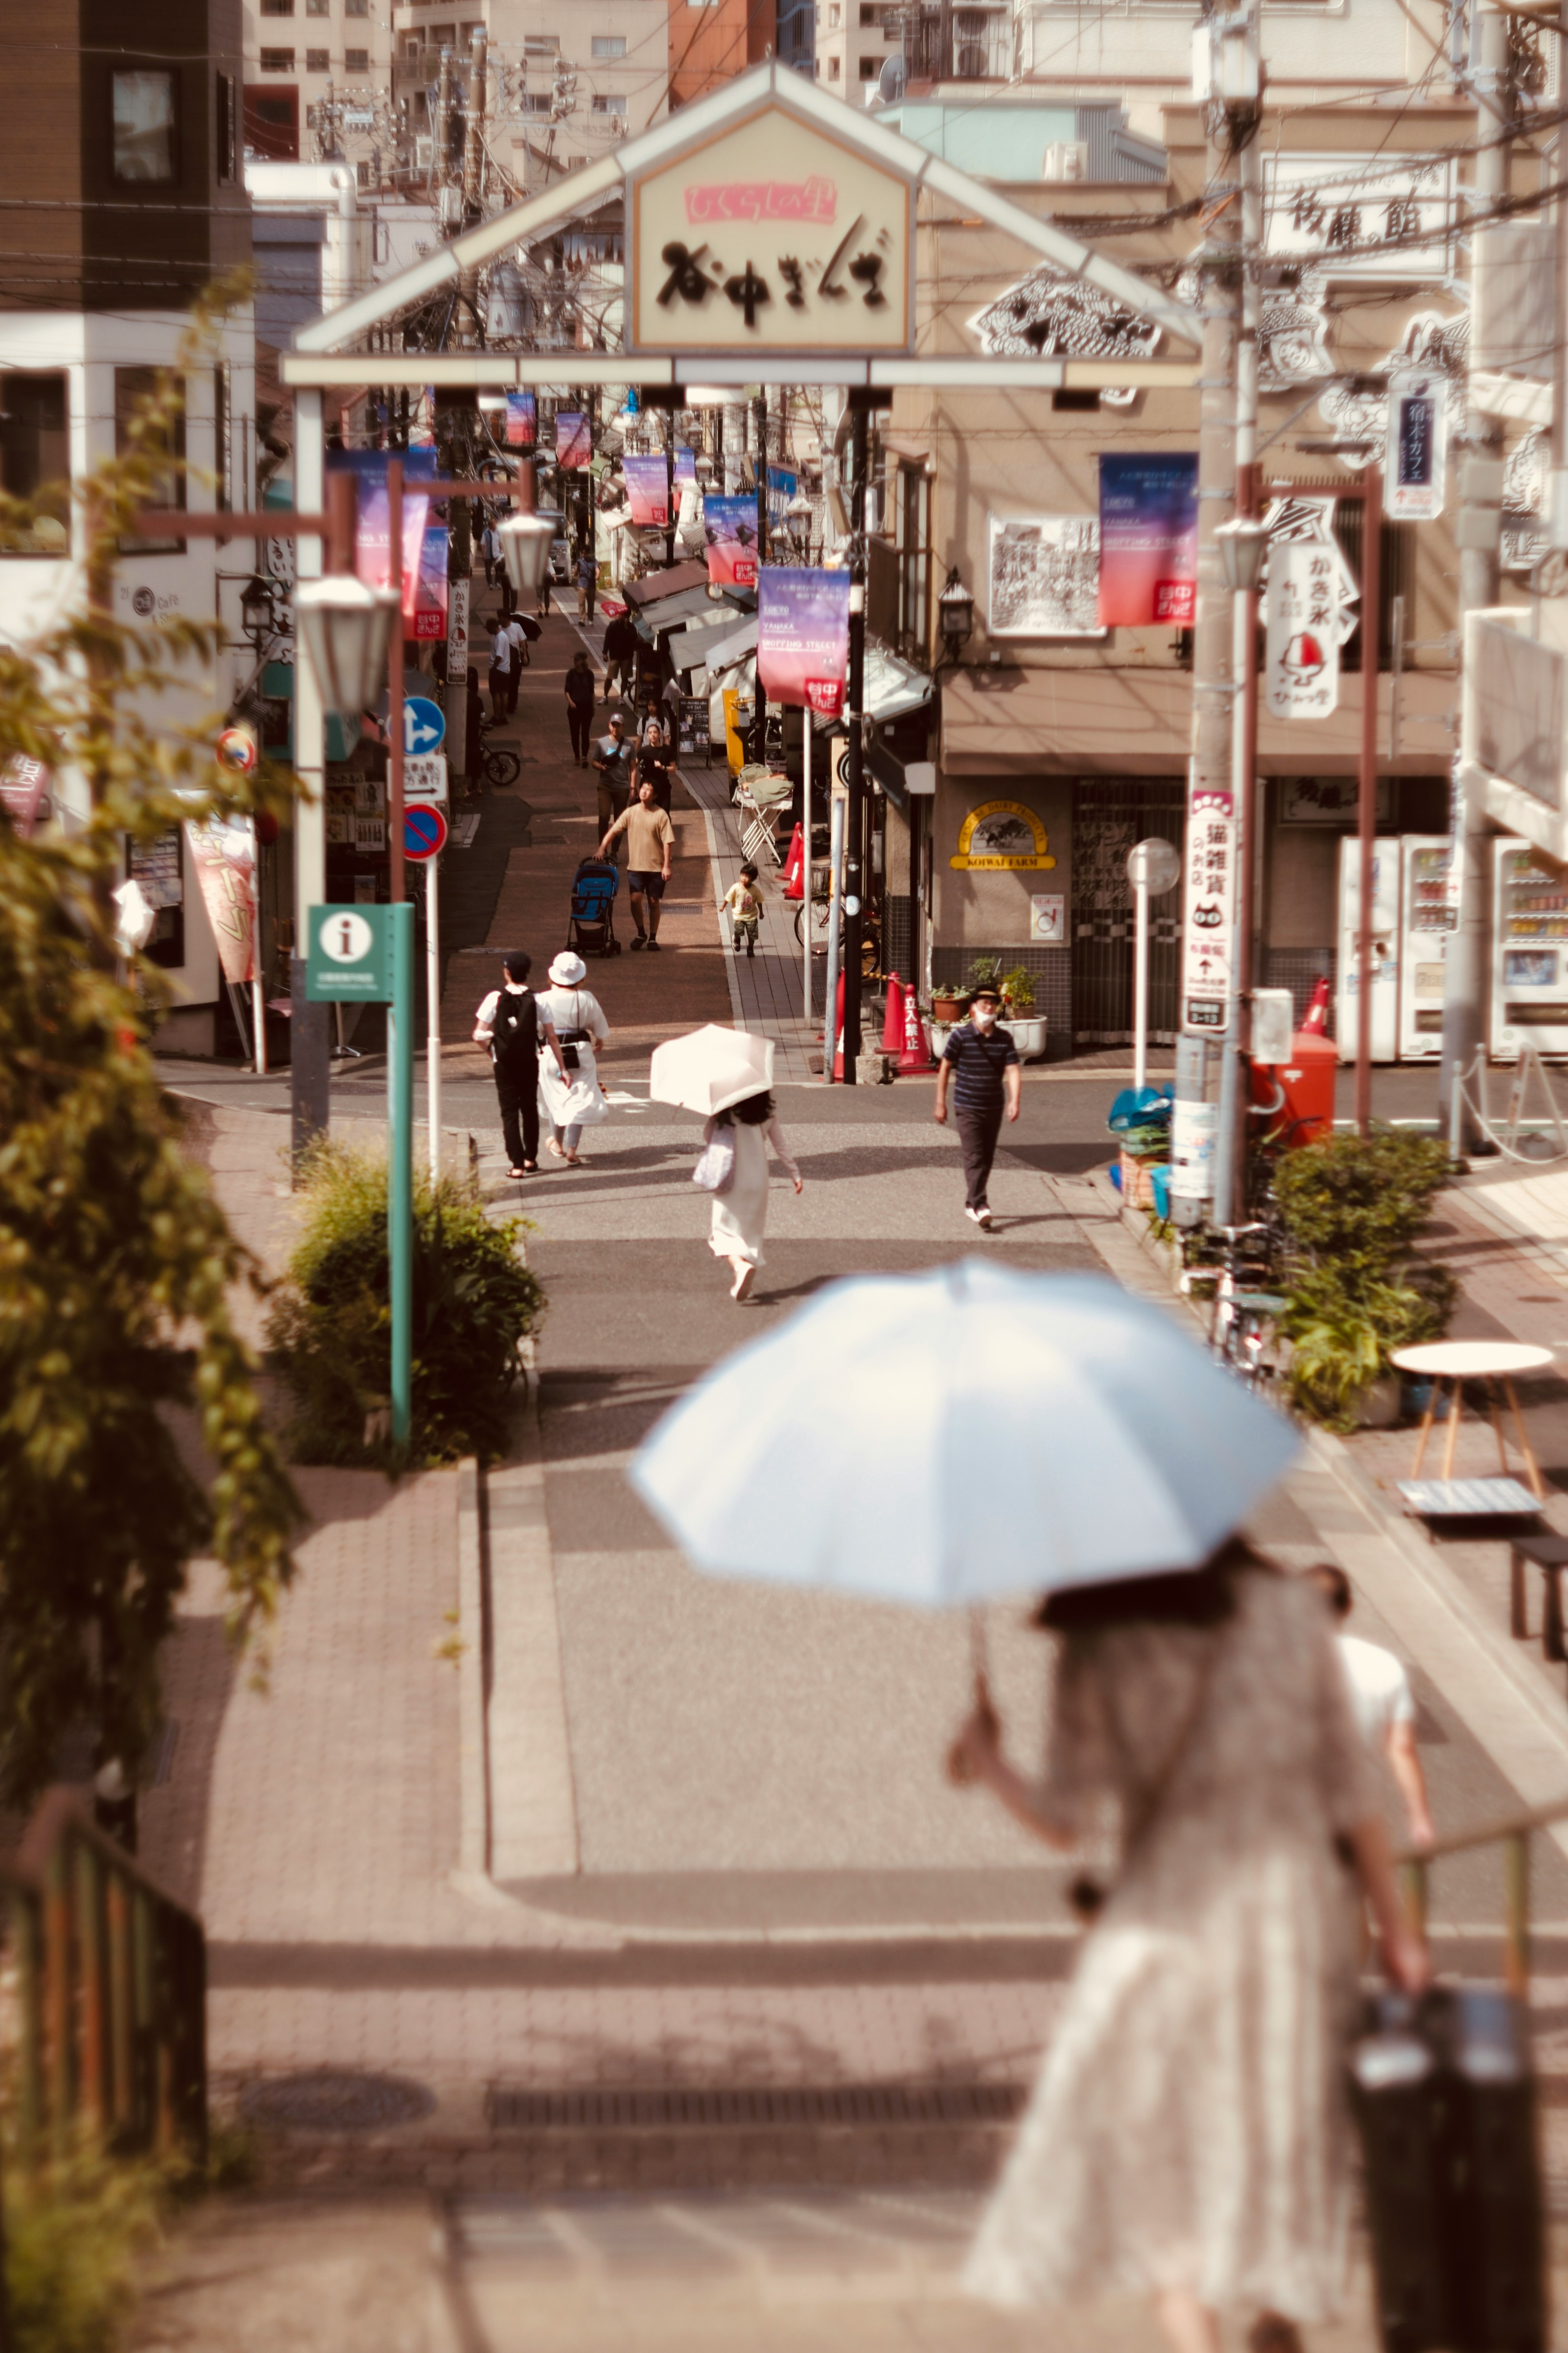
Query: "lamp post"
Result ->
[[239, 572, 276, 655], [1211, 510, 1269, 1227], [938, 567, 973, 658]]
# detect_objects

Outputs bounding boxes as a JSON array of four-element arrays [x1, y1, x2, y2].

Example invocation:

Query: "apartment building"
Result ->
[[0, 0, 259, 1054], [244, 0, 395, 163], [391, 0, 670, 176]]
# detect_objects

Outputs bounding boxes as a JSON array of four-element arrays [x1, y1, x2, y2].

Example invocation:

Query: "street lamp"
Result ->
[[497, 509, 555, 595], [239, 572, 276, 653], [294, 573, 400, 720], [938, 567, 973, 652], [1214, 516, 1270, 595]]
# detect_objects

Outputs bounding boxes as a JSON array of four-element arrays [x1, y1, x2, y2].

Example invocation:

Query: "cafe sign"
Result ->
[[627, 104, 913, 356]]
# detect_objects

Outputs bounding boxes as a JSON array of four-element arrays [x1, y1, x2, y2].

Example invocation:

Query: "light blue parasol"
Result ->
[[629, 1263, 1302, 1607]]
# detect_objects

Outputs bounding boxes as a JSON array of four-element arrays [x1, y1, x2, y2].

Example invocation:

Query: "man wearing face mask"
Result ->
[[933, 983, 1022, 1229]]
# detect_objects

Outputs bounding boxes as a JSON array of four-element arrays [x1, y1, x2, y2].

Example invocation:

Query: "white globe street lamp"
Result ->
[[294, 574, 400, 720], [1214, 517, 1270, 594], [497, 510, 556, 595]]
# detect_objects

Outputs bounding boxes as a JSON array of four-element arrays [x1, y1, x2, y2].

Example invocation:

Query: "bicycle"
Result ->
[[474, 717, 521, 789], [1181, 1222, 1286, 1393]]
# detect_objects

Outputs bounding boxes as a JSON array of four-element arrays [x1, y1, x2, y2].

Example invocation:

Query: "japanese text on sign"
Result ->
[[630, 107, 911, 354], [1182, 807, 1236, 1032]]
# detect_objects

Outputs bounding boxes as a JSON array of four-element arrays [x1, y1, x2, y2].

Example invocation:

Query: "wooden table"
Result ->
[[1390, 1340, 1554, 1502]]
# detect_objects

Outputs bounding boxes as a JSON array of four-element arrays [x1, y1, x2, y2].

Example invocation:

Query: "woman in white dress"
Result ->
[[949, 1548, 1428, 2353], [704, 1087, 802, 1301], [534, 950, 610, 1165]]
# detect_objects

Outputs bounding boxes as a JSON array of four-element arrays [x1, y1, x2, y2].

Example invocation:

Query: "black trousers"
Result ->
[[568, 707, 592, 760], [956, 1103, 1003, 1210], [494, 1064, 539, 1170]]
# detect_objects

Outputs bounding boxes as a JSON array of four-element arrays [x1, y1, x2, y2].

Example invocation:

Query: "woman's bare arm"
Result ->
[[1348, 1813, 1430, 1992], [947, 1680, 1075, 1851]]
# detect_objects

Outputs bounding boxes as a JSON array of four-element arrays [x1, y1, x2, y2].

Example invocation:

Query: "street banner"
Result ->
[[0, 752, 50, 836], [1385, 366, 1448, 523], [766, 464, 798, 530], [184, 816, 257, 985], [504, 390, 536, 447], [1097, 453, 1199, 627], [1265, 539, 1342, 719], [623, 454, 671, 528], [556, 410, 592, 471], [446, 575, 470, 680], [675, 447, 697, 484], [327, 449, 437, 628], [1180, 785, 1236, 1034], [412, 524, 448, 641], [703, 493, 760, 587], [757, 566, 851, 717]]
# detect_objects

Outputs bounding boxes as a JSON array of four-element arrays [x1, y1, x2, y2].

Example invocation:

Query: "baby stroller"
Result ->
[[568, 856, 622, 957]]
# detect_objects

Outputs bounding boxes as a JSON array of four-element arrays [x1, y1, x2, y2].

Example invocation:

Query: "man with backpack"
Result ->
[[472, 951, 568, 1178]]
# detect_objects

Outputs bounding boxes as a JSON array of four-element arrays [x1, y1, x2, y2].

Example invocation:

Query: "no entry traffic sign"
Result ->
[[405, 802, 448, 861]]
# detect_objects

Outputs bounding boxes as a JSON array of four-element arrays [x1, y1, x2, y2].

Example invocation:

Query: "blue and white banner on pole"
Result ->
[[757, 567, 851, 718]]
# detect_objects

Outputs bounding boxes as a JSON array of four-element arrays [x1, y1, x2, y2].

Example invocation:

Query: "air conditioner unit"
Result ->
[[1042, 141, 1088, 182]]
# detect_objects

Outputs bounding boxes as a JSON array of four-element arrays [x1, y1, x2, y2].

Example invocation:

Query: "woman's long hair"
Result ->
[[715, 1089, 775, 1129], [1034, 1537, 1272, 1636]]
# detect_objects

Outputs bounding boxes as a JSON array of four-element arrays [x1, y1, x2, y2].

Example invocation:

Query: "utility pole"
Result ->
[[1184, 7, 1252, 1228], [432, 47, 452, 199], [753, 387, 770, 762], [841, 396, 872, 1084], [1440, 0, 1510, 1150]]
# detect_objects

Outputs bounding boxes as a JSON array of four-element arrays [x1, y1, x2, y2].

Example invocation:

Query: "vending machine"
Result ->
[[1492, 838, 1568, 1060], [1336, 836, 1401, 1063], [1398, 838, 1456, 1061]]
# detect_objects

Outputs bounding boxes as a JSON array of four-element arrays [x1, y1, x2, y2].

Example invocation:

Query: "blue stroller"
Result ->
[[568, 856, 622, 957]]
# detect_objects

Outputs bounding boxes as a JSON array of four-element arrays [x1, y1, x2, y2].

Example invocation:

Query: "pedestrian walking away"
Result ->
[[487, 616, 512, 723], [724, 861, 764, 958], [949, 1545, 1429, 2353], [591, 711, 635, 837], [575, 543, 597, 622], [933, 983, 1020, 1227], [565, 649, 596, 766], [535, 951, 610, 1164], [600, 778, 675, 949], [1307, 1562, 1435, 1850], [479, 518, 502, 587], [504, 610, 530, 713], [472, 951, 566, 1177], [601, 608, 639, 703], [634, 717, 675, 811], [700, 1086, 801, 1301]]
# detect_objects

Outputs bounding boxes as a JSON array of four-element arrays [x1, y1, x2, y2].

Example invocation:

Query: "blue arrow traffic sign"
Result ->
[[404, 802, 448, 862], [403, 694, 446, 757]]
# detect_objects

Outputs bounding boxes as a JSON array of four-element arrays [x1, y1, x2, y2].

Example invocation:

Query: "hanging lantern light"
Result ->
[[938, 568, 973, 650], [497, 511, 556, 594], [294, 575, 399, 719]]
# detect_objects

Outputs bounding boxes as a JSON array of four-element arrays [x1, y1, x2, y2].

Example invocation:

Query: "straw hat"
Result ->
[[549, 951, 588, 987]]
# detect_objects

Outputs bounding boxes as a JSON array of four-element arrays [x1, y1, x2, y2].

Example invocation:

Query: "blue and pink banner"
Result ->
[[674, 447, 697, 484], [1097, 454, 1199, 628], [412, 524, 449, 642], [555, 410, 592, 471], [326, 448, 438, 628], [757, 567, 851, 718], [505, 390, 536, 447], [623, 454, 671, 528], [703, 494, 760, 588]]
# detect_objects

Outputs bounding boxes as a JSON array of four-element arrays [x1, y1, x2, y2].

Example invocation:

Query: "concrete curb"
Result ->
[[456, 1457, 488, 1879], [483, 1385, 582, 1883]]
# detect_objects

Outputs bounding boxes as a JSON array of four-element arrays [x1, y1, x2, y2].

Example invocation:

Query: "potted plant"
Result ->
[[1272, 1130, 1457, 1431], [998, 966, 1047, 1061], [931, 980, 966, 1023]]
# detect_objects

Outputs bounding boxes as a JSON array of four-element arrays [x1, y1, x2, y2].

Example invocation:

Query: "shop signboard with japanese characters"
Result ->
[[1265, 541, 1343, 720], [627, 105, 913, 355], [1181, 785, 1236, 1033], [1384, 366, 1448, 523], [1262, 154, 1455, 282]]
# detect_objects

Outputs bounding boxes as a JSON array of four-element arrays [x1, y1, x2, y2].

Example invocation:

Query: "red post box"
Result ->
[[1253, 1029, 1336, 1147]]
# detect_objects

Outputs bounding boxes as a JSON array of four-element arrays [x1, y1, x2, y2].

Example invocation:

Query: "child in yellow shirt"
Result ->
[[723, 863, 764, 960]]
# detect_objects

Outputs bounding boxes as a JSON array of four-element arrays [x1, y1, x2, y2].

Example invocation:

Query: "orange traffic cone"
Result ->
[[831, 970, 845, 1081], [1299, 975, 1331, 1034], [898, 984, 933, 1074], [781, 822, 805, 901], [882, 969, 906, 1053]]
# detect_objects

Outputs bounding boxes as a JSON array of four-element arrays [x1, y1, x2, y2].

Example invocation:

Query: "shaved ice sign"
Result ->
[[757, 567, 851, 717]]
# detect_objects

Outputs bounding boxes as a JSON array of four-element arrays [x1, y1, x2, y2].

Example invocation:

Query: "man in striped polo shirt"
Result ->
[[933, 983, 1022, 1229]]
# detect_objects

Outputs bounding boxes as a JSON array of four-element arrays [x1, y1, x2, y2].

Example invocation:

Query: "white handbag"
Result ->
[[692, 1125, 737, 1194]]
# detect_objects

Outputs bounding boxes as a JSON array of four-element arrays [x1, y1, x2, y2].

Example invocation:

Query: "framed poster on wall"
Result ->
[[988, 516, 1104, 639]]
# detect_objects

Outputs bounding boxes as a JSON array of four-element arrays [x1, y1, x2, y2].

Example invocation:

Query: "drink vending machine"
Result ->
[[1398, 838, 1456, 1061], [1492, 840, 1568, 1060], [1336, 837, 1401, 1063]]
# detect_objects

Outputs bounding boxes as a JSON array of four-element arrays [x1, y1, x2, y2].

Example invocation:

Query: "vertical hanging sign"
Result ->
[[1097, 454, 1199, 626], [1180, 776, 1235, 1034], [1265, 540, 1344, 719], [1384, 367, 1447, 523]]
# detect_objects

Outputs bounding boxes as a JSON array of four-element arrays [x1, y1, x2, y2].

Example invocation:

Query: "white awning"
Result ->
[[864, 642, 933, 724], [678, 614, 757, 677]]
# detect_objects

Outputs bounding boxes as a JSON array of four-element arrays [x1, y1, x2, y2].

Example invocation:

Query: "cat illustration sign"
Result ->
[[305, 902, 395, 1000]]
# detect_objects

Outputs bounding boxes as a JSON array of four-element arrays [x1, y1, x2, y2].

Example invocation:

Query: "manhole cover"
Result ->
[[240, 2070, 436, 2132]]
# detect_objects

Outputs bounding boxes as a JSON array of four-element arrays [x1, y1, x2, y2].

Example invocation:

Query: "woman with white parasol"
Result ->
[[630, 1266, 1429, 2353], [649, 1025, 803, 1301], [535, 950, 610, 1165]]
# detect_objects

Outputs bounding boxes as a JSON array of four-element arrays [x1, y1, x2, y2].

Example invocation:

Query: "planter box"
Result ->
[[1007, 1015, 1047, 1061]]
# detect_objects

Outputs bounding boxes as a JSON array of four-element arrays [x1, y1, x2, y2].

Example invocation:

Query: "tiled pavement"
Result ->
[[678, 756, 822, 1085]]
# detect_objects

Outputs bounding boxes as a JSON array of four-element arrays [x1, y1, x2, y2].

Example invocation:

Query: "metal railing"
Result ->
[[1, 1790, 206, 2168], [1397, 1796, 1568, 1997]]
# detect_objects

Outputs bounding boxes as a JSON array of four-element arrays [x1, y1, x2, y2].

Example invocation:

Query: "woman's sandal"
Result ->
[[545, 1138, 566, 1159], [521, 1160, 538, 1173]]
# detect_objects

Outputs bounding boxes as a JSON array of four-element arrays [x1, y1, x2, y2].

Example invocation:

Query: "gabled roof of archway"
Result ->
[[293, 60, 1201, 359]]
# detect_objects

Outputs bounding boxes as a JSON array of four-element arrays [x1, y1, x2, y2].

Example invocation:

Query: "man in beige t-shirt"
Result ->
[[600, 778, 675, 950]]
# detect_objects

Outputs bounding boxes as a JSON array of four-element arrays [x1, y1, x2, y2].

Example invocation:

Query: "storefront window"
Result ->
[[112, 70, 178, 183]]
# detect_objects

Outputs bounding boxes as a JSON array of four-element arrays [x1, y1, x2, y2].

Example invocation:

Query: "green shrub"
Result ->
[[1273, 1129, 1456, 1429], [6, 2149, 165, 2353], [266, 1144, 543, 1467]]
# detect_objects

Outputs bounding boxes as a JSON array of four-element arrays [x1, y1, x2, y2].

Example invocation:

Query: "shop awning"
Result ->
[[625, 560, 710, 608], [676, 614, 757, 677], [865, 642, 933, 725], [940, 665, 1457, 776], [634, 586, 739, 642]]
